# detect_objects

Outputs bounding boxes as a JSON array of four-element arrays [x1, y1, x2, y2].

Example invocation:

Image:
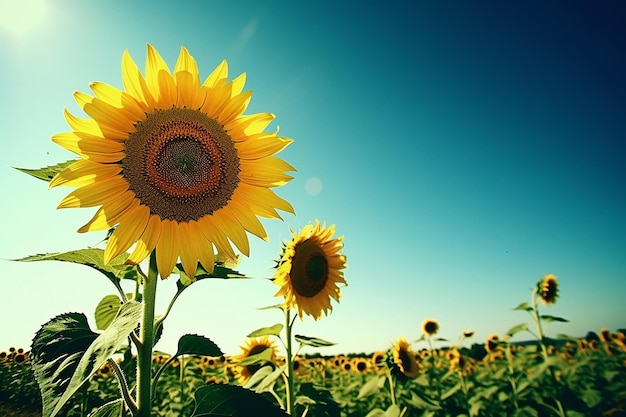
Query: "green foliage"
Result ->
[[94, 295, 123, 330], [191, 384, 288, 416], [87, 399, 124, 417], [175, 335, 223, 358], [247, 323, 283, 338], [295, 335, 336, 347], [30, 302, 141, 417], [13, 159, 77, 182]]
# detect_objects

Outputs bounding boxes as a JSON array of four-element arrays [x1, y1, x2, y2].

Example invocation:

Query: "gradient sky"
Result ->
[[1, 1, 624, 357]]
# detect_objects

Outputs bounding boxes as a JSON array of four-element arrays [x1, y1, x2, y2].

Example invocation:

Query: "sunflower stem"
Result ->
[[136, 251, 158, 417], [284, 307, 296, 415]]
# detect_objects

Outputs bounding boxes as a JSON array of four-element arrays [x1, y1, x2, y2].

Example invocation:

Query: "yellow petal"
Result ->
[[174, 46, 199, 80], [146, 44, 171, 104], [212, 208, 250, 257], [216, 91, 252, 125], [236, 135, 293, 160], [83, 99, 136, 133], [104, 204, 150, 264], [178, 222, 199, 279], [64, 109, 102, 137], [229, 73, 246, 97], [202, 59, 228, 88], [156, 219, 180, 278], [78, 192, 138, 232], [239, 157, 296, 187], [57, 176, 129, 208], [197, 215, 236, 260], [127, 215, 162, 265], [225, 112, 275, 137], [121, 49, 156, 108], [50, 159, 121, 188], [199, 82, 231, 119], [236, 183, 295, 217], [225, 199, 268, 241], [175, 70, 203, 109], [52, 132, 125, 156], [156, 69, 177, 108]]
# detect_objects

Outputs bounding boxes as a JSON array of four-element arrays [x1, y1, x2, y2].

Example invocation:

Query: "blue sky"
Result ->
[[1, 1, 624, 357]]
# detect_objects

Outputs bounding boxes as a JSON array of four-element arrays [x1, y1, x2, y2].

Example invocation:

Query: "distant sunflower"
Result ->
[[485, 334, 500, 353], [538, 274, 559, 305], [390, 337, 419, 380], [273, 221, 347, 319], [233, 336, 278, 384], [352, 357, 369, 374], [422, 319, 439, 336], [50, 44, 295, 278], [371, 351, 386, 369]]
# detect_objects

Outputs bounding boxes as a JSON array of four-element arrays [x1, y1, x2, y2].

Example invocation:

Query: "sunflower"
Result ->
[[421, 319, 439, 336], [485, 334, 500, 353], [538, 274, 559, 305], [352, 357, 369, 374], [232, 336, 278, 385], [273, 221, 347, 319], [50, 45, 295, 278], [389, 337, 419, 380]]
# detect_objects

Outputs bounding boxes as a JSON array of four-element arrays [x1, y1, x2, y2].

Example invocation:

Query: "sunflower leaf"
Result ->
[[257, 304, 285, 311], [94, 294, 122, 330], [513, 302, 533, 312], [237, 347, 274, 367], [31, 302, 141, 417], [191, 384, 288, 417], [13, 159, 77, 182], [295, 334, 336, 347], [175, 334, 223, 357], [540, 315, 569, 323], [175, 262, 248, 290], [358, 375, 386, 399], [506, 323, 529, 338], [87, 399, 124, 417], [247, 324, 283, 338], [12, 249, 138, 287]]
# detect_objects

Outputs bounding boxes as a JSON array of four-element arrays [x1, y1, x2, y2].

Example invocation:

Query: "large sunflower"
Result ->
[[273, 221, 347, 320], [389, 337, 419, 380], [50, 45, 295, 278]]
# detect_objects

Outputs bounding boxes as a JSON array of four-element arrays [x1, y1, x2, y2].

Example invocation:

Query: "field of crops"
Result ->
[[2, 327, 625, 417]]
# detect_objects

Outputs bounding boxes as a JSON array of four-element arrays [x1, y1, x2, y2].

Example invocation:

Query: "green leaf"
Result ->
[[406, 391, 441, 411], [191, 384, 288, 417], [247, 323, 283, 338], [365, 409, 386, 417], [254, 365, 285, 393], [243, 365, 275, 389], [94, 295, 122, 330], [13, 249, 138, 287], [297, 383, 341, 417], [506, 323, 529, 338], [441, 383, 462, 400], [513, 406, 538, 417], [513, 302, 533, 312], [294, 334, 336, 347], [358, 375, 386, 399], [257, 304, 284, 311], [87, 399, 124, 417], [14, 159, 77, 182], [385, 404, 401, 417], [540, 315, 569, 323], [31, 302, 141, 417], [175, 334, 223, 357], [237, 347, 274, 367], [581, 388, 602, 408], [175, 262, 248, 290]]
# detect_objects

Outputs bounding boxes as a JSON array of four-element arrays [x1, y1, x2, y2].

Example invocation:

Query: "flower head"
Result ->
[[273, 221, 347, 320], [538, 274, 559, 305], [232, 336, 278, 384], [51, 45, 295, 278], [422, 319, 439, 336], [485, 333, 500, 353], [389, 337, 419, 380]]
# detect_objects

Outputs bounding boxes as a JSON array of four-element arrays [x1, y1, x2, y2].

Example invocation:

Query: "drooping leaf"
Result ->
[[87, 399, 124, 417], [513, 302, 533, 312], [175, 334, 223, 357], [94, 295, 122, 330], [254, 365, 285, 393], [13, 249, 138, 287], [237, 347, 274, 367], [191, 384, 288, 417], [247, 323, 283, 338], [31, 302, 141, 417], [506, 323, 529, 338], [540, 315, 569, 323], [175, 261, 248, 290], [14, 159, 77, 182], [243, 365, 274, 390], [294, 335, 336, 347], [405, 391, 441, 411], [257, 304, 284, 311]]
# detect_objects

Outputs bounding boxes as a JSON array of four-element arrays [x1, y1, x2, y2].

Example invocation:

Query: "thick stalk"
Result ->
[[284, 308, 295, 415], [136, 252, 158, 417]]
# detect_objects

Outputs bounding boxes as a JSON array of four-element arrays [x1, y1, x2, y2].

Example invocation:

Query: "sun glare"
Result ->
[[0, 0, 47, 37]]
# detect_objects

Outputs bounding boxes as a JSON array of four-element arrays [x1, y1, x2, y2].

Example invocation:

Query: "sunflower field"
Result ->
[[2, 327, 626, 417]]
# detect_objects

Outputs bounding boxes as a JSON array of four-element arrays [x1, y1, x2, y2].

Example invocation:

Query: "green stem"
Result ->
[[284, 308, 295, 415], [386, 369, 397, 406], [136, 251, 158, 417]]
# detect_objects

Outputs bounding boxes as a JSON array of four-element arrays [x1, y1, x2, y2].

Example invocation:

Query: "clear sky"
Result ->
[[1, 1, 624, 357]]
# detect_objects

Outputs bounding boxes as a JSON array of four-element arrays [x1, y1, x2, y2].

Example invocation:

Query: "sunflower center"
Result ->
[[291, 240, 329, 298], [398, 348, 413, 372], [123, 108, 240, 222]]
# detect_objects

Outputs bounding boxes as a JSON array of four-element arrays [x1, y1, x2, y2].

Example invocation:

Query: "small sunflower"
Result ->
[[463, 330, 475, 338], [422, 319, 439, 336], [273, 221, 347, 320], [538, 274, 559, 305], [232, 336, 278, 385], [389, 337, 419, 380], [485, 334, 500, 353], [50, 44, 295, 278], [371, 351, 386, 369], [352, 357, 369, 374]]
